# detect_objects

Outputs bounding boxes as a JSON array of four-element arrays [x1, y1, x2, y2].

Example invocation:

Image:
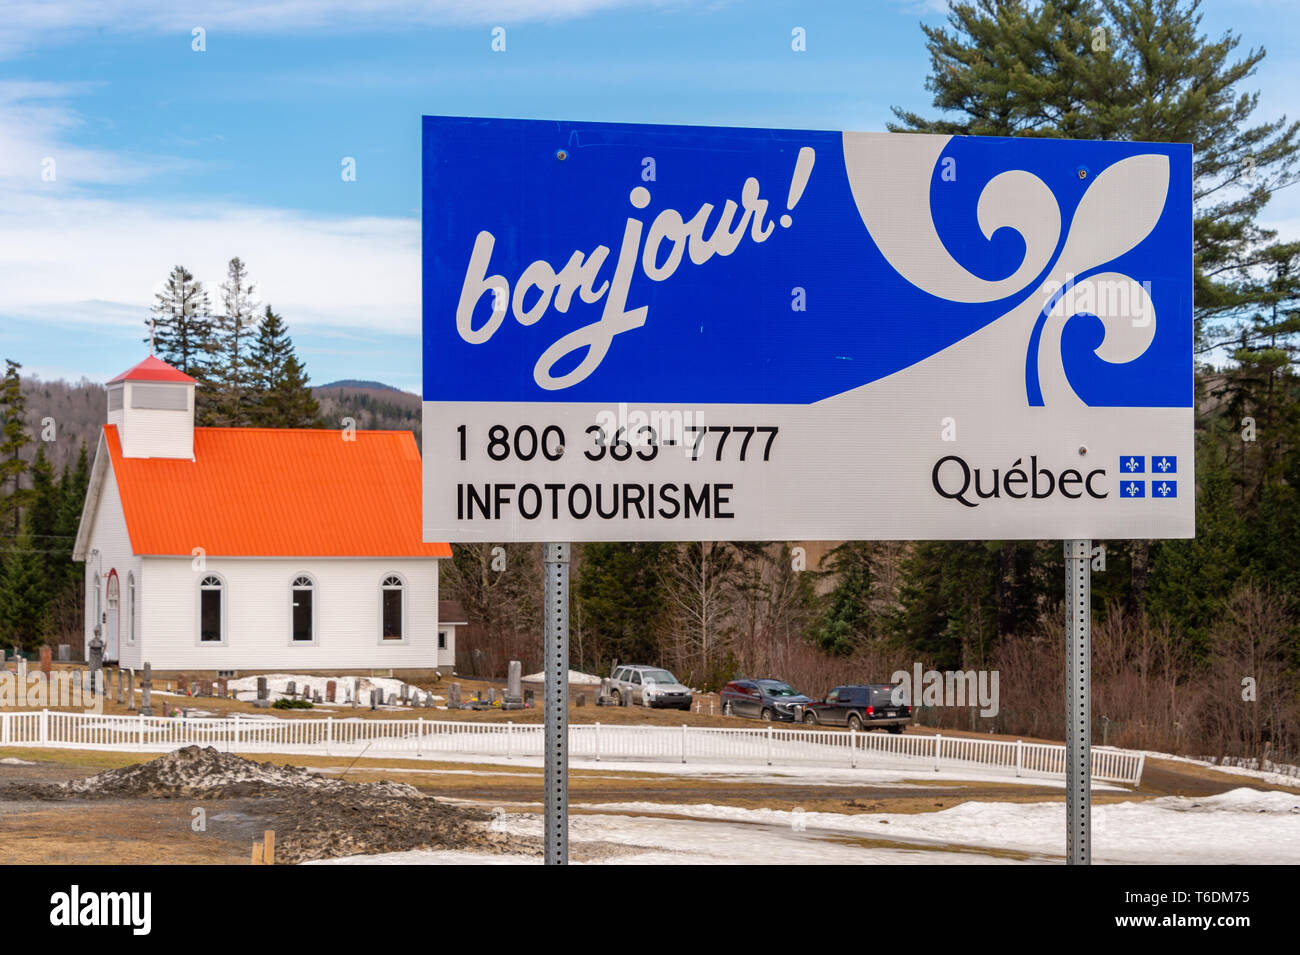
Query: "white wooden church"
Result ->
[[72, 355, 458, 677]]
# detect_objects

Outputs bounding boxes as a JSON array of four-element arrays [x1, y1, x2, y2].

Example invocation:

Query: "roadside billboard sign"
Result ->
[[422, 115, 1193, 542]]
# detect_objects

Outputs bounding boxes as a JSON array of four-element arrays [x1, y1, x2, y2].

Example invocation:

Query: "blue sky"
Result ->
[[0, 0, 1295, 392]]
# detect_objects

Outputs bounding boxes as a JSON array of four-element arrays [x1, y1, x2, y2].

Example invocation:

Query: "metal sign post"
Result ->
[[1064, 539, 1091, 865], [543, 542, 570, 865]]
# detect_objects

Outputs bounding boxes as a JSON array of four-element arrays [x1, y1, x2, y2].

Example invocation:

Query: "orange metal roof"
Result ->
[[104, 424, 450, 558], [107, 355, 197, 385]]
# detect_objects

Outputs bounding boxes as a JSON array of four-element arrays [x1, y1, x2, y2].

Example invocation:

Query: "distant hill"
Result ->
[[9, 375, 423, 480], [313, 381, 422, 447], [17, 376, 106, 475], [317, 379, 407, 392]]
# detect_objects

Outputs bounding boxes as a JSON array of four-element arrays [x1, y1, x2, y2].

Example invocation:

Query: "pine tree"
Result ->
[[576, 542, 671, 671], [890, 0, 1300, 351], [28, 444, 60, 574], [214, 257, 259, 426], [278, 355, 321, 427], [150, 265, 217, 421], [0, 518, 45, 652], [54, 442, 89, 591], [1146, 423, 1248, 653], [0, 359, 31, 535], [247, 306, 321, 427], [896, 541, 1001, 668], [813, 542, 879, 655]]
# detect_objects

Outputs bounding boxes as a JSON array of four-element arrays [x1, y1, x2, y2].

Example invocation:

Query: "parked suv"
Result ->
[[800, 684, 911, 733], [720, 679, 812, 721], [609, 665, 693, 710]]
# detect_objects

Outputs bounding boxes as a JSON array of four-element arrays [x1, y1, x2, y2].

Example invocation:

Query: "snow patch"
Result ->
[[521, 669, 603, 686], [227, 673, 441, 706]]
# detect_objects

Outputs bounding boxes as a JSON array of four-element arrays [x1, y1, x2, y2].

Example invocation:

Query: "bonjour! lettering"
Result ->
[[454, 147, 816, 390]]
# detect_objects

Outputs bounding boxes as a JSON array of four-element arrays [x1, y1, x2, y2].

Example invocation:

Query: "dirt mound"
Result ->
[[269, 788, 508, 863], [63, 746, 420, 800], [1, 747, 534, 862]]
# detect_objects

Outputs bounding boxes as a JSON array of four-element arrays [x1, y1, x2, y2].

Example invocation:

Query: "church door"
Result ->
[[105, 571, 120, 662]]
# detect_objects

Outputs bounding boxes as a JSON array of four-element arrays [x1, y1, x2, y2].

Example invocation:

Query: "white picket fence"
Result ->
[[0, 710, 1144, 785]]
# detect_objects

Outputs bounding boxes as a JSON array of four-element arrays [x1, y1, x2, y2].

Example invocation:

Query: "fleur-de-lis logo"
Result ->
[[1156, 482, 1172, 497], [1126, 482, 1140, 496], [1125, 457, 1140, 472], [842, 136, 1172, 407], [1156, 457, 1171, 472]]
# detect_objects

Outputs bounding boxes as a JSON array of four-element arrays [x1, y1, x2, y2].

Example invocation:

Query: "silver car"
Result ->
[[609, 665, 693, 710]]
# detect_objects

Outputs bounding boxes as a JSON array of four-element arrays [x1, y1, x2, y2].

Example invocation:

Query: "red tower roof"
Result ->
[[107, 355, 197, 385]]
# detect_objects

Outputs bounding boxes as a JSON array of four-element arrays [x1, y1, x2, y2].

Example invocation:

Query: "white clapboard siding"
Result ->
[[82, 456, 142, 667], [137, 556, 441, 671]]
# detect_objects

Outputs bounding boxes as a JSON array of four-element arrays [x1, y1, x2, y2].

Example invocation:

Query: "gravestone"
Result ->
[[126, 670, 135, 711], [450, 683, 461, 708], [39, 646, 51, 678], [116, 668, 125, 705], [57, 644, 70, 663], [252, 675, 271, 709], [16, 656, 27, 684], [139, 662, 153, 717], [486, 687, 496, 704], [576, 694, 585, 707], [326, 680, 336, 703], [524, 689, 534, 707], [313, 690, 322, 704], [217, 678, 228, 698], [87, 629, 104, 697], [178, 676, 189, 696], [286, 681, 296, 697], [507, 661, 522, 703]]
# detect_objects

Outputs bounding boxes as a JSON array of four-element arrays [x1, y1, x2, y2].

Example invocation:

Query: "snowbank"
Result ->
[[312, 786, 1300, 866]]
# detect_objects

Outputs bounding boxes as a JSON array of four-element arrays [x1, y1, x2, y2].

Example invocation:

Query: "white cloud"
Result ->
[[0, 191, 420, 335], [0, 79, 420, 345], [0, 81, 195, 187]]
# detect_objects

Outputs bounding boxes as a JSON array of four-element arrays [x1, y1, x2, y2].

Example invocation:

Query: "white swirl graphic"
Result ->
[[1031, 153, 1169, 402], [842, 133, 1171, 404], [842, 132, 1061, 303], [1036, 272, 1157, 406]]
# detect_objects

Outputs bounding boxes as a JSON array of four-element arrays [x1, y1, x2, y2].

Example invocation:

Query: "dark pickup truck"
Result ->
[[799, 684, 911, 733]]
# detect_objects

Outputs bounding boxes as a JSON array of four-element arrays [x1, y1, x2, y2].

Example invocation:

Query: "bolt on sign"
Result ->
[[422, 116, 1193, 543]]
